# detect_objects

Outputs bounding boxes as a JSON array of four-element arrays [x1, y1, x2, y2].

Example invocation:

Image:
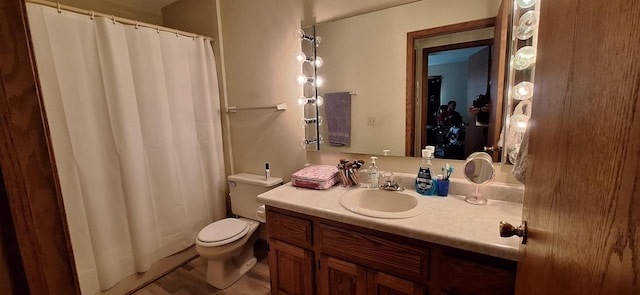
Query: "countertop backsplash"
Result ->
[[389, 172, 524, 203]]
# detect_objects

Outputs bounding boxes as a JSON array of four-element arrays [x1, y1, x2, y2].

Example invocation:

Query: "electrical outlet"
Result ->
[[367, 117, 377, 126]]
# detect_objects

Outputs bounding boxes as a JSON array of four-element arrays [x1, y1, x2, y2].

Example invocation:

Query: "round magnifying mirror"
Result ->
[[464, 152, 495, 205]]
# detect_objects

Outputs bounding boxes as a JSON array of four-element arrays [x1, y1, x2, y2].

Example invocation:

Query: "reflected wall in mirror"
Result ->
[[315, 0, 507, 161]]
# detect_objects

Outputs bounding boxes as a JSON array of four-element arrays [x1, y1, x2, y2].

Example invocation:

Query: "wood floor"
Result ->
[[133, 245, 270, 295]]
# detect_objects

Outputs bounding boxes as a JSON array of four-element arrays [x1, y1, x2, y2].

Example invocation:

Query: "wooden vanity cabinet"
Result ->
[[318, 255, 426, 295], [265, 206, 515, 295]]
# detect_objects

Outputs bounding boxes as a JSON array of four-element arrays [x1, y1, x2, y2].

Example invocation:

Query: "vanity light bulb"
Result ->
[[512, 46, 537, 70], [315, 96, 324, 106], [314, 76, 324, 87], [509, 114, 530, 133], [314, 56, 324, 68], [516, 11, 538, 40], [295, 51, 307, 63], [297, 74, 308, 85], [294, 28, 306, 41], [517, 0, 537, 9], [512, 81, 534, 101], [297, 96, 307, 105], [516, 121, 528, 129]]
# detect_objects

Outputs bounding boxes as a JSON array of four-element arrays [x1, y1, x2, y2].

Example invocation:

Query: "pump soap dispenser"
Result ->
[[368, 156, 379, 189]]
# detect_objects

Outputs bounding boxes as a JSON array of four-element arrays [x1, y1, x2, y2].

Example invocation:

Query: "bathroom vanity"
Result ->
[[258, 182, 522, 295]]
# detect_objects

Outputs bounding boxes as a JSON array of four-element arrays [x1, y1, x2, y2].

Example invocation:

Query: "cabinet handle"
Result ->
[[499, 220, 527, 244]]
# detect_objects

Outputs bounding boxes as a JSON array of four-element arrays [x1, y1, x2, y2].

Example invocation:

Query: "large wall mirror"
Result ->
[[315, 0, 508, 161]]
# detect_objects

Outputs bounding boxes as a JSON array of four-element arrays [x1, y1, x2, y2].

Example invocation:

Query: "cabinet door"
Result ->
[[269, 239, 315, 295], [318, 256, 366, 295], [367, 271, 427, 295], [439, 254, 515, 295]]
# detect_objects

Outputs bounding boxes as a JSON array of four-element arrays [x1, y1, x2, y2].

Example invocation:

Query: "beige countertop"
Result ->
[[257, 181, 523, 261]]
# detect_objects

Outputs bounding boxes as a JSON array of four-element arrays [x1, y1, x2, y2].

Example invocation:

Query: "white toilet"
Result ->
[[195, 173, 282, 289]]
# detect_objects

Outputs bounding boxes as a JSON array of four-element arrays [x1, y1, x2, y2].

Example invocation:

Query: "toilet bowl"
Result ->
[[195, 218, 260, 289], [195, 173, 282, 289]]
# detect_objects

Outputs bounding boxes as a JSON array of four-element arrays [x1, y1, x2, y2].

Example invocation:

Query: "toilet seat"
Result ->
[[197, 218, 249, 247]]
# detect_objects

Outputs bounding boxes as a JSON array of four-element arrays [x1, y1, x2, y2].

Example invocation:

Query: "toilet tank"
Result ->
[[228, 173, 283, 220]]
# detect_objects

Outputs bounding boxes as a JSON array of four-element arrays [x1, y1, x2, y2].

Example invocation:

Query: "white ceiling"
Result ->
[[428, 46, 489, 66], [313, 0, 420, 23]]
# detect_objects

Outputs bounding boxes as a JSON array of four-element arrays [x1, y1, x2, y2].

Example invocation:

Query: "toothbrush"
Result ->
[[445, 163, 451, 180]]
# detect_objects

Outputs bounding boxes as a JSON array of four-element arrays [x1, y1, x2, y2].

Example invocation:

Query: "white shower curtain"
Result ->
[[27, 4, 226, 294]]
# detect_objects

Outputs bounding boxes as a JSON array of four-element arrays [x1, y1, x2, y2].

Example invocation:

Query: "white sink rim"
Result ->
[[339, 188, 427, 219]]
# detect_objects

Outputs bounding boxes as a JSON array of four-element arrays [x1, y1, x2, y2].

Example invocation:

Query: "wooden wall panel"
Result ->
[[0, 0, 79, 293]]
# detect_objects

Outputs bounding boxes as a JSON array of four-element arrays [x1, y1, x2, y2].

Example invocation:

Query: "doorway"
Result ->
[[419, 41, 493, 159]]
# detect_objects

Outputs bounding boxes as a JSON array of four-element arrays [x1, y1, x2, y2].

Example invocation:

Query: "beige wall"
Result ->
[[216, 0, 309, 180], [161, 0, 516, 183]]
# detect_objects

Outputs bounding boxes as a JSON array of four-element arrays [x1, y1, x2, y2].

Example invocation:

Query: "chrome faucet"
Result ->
[[379, 180, 404, 191], [379, 172, 404, 191]]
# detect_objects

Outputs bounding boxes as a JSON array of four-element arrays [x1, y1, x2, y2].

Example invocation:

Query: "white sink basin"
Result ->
[[339, 189, 426, 219]]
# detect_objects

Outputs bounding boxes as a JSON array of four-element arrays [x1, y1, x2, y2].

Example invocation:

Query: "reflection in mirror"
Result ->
[[463, 152, 495, 205], [415, 27, 495, 161], [407, 17, 508, 161], [314, 0, 507, 161]]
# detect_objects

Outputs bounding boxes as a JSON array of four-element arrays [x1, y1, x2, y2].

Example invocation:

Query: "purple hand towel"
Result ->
[[324, 92, 351, 146]]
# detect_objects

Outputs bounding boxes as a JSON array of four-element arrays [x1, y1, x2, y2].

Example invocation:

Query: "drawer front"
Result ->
[[266, 210, 313, 248], [318, 224, 430, 281]]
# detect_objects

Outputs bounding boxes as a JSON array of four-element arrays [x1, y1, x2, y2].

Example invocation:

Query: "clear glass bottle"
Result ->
[[368, 156, 379, 189]]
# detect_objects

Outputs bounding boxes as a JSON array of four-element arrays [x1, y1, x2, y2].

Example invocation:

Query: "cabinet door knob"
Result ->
[[499, 220, 527, 244]]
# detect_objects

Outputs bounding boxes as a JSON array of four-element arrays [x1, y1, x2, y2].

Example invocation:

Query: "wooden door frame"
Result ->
[[0, 0, 79, 293], [405, 17, 495, 156], [419, 39, 493, 151]]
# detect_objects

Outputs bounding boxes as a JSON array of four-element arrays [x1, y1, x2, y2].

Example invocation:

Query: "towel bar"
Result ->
[[226, 103, 287, 113]]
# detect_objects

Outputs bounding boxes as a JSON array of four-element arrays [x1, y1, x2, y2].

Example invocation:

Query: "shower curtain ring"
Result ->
[[111, 15, 116, 24], [89, 10, 95, 20], [156, 26, 160, 34], [56, 2, 62, 13]]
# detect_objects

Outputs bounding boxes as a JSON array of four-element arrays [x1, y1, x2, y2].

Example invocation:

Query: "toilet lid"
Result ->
[[198, 218, 249, 246]]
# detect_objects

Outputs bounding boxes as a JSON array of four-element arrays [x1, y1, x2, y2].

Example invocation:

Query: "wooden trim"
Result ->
[[418, 39, 494, 150], [405, 17, 496, 156], [424, 39, 493, 55], [0, 0, 79, 293]]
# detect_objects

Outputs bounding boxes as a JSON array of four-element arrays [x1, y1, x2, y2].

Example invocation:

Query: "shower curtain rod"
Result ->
[[26, 0, 214, 42]]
